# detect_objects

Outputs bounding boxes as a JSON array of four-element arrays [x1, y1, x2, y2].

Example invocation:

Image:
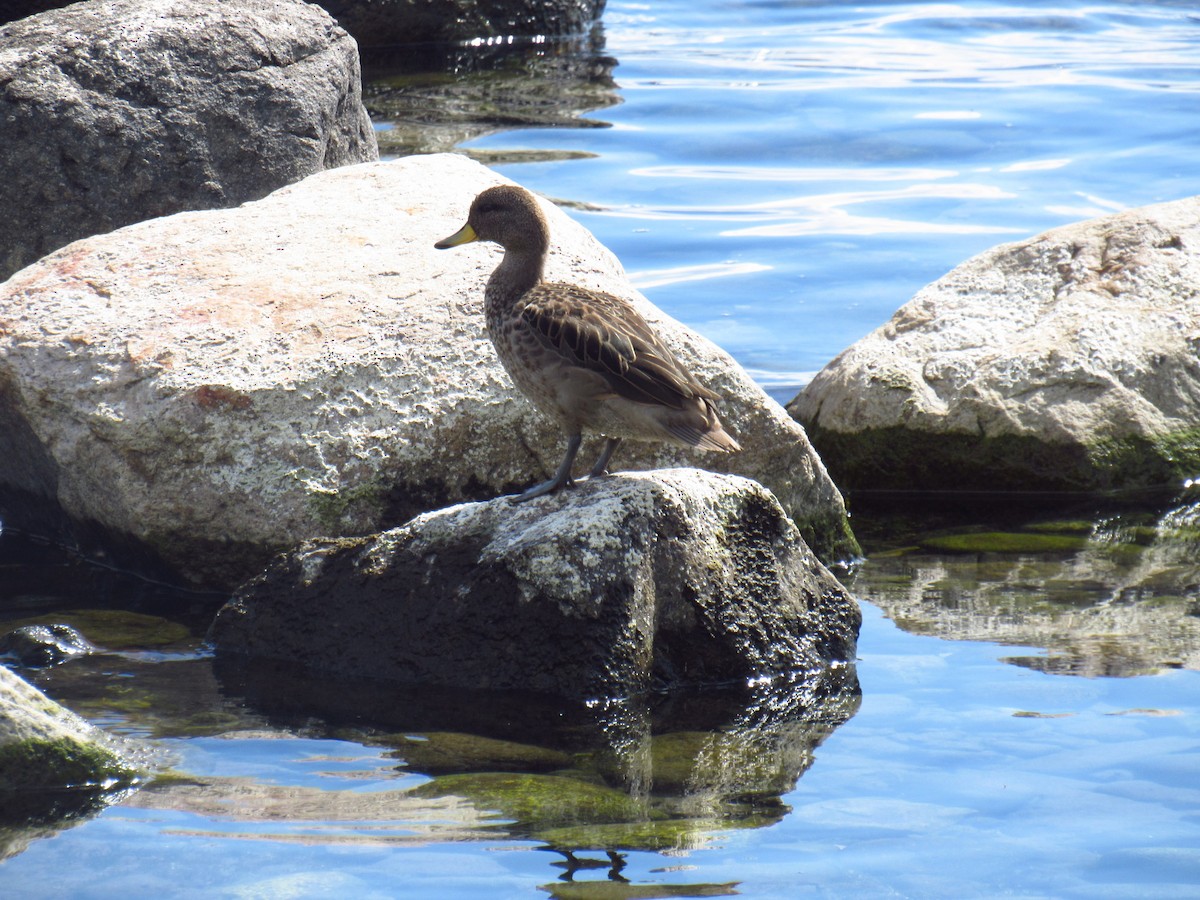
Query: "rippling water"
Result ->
[[467, 0, 1200, 397], [4, 2, 1200, 897]]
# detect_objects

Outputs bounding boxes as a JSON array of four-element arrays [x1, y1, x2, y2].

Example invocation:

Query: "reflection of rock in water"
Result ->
[[212, 656, 860, 851], [363, 30, 618, 159], [123, 767, 498, 845], [852, 502, 1200, 677]]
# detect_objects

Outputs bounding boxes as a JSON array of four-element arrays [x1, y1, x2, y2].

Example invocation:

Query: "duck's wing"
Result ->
[[520, 284, 716, 410]]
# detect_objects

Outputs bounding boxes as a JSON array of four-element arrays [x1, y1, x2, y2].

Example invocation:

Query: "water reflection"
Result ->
[[851, 499, 1200, 677], [207, 658, 861, 858], [363, 29, 619, 159]]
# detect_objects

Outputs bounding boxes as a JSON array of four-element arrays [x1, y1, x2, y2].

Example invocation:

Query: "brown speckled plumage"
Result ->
[[436, 184, 740, 501]]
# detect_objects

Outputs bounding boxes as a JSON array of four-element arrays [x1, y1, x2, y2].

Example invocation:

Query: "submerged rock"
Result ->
[[0, 153, 856, 590], [0, 664, 138, 820], [210, 469, 860, 700], [0, 0, 377, 281], [0, 625, 95, 668], [791, 197, 1200, 494]]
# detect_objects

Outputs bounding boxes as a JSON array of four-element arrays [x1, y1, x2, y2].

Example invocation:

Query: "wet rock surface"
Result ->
[[0, 624, 95, 668], [0, 153, 855, 590], [0, 0, 377, 280], [210, 469, 861, 700], [0, 664, 138, 821], [790, 197, 1200, 494]]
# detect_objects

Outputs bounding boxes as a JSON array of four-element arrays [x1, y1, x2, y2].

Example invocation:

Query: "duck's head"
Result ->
[[435, 185, 550, 255]]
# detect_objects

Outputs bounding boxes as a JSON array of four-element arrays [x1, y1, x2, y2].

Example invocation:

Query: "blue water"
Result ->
[[5, 603, 1198, 898], [4, 1, 1200, 897], [476, 0, 1200, 397]]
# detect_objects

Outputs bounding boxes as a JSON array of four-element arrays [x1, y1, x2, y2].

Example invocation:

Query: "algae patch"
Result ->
[[0, 736, 137, 792]]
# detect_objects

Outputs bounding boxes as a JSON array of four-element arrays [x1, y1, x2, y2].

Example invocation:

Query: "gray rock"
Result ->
[[0, 624, 96, 667], [0, 153, 856, 590], [0, 664, 137, 803], [0, 0, 378, 281], [790, 197, 1200, 493], [209, 468, 860, 700]]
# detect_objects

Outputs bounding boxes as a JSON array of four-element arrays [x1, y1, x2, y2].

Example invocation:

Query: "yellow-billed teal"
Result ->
[[436, 184, 740, 501]]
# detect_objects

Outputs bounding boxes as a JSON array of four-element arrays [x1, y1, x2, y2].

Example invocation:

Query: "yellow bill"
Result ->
[[434, 223, 478, 249]]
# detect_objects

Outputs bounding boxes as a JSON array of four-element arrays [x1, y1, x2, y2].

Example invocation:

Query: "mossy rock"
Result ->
[[796, 508, 862, 566], [9, 609, 191, 650], [408, 772, 654, 830], [0, 737, 137, 793], [384, 731, 573, 775], [801, 423, 1200, 494]]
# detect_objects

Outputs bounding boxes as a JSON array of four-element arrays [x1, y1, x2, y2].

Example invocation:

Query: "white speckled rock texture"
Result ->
[[0, 0, 378, 280], [209, 469, 861, 699], [0, 153, 855, 589], [790, 197, 1200, 492]]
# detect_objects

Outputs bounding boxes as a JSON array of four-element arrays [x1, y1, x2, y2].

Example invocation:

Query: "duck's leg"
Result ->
[[586, 437, 623, 479], [514, 432, 582, 502]]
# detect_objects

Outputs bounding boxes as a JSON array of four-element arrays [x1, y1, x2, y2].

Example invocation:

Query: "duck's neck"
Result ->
[[486, 241, 547, 311]]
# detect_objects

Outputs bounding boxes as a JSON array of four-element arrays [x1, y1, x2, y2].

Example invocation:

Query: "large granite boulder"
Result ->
[[791, 198, 1200, 493], [209, 469, 861, 700], [0, 0, 378, 281], [0, 664, 137, 818], [0, 153, 857, 590]]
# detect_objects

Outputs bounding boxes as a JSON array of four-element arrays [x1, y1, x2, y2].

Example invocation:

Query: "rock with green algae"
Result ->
[[0, 665, 138, 806], [790, 196, 1200, 494], [6, 609, 191, 651]]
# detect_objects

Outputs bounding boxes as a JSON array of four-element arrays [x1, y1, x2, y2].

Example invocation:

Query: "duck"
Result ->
[[435, 184, 740, 502]]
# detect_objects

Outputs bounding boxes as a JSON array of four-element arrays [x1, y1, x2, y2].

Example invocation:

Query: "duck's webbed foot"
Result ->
[[585, 437, 623, 479], [513, 475, 573, 502], [511, 432, 582, 504]]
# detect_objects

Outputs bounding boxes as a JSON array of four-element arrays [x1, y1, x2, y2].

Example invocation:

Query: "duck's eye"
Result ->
[[476, 202, 500, 214]]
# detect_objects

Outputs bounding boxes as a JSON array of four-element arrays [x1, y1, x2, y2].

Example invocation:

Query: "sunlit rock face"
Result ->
[[0, 153, 855, 590], [0, 0, 377, 280], [790, 197, 1200, 493], [209, 469, 861, 700]]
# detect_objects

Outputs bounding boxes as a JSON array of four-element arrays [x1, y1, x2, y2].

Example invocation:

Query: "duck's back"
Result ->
[[485, 278, 740, 452]]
